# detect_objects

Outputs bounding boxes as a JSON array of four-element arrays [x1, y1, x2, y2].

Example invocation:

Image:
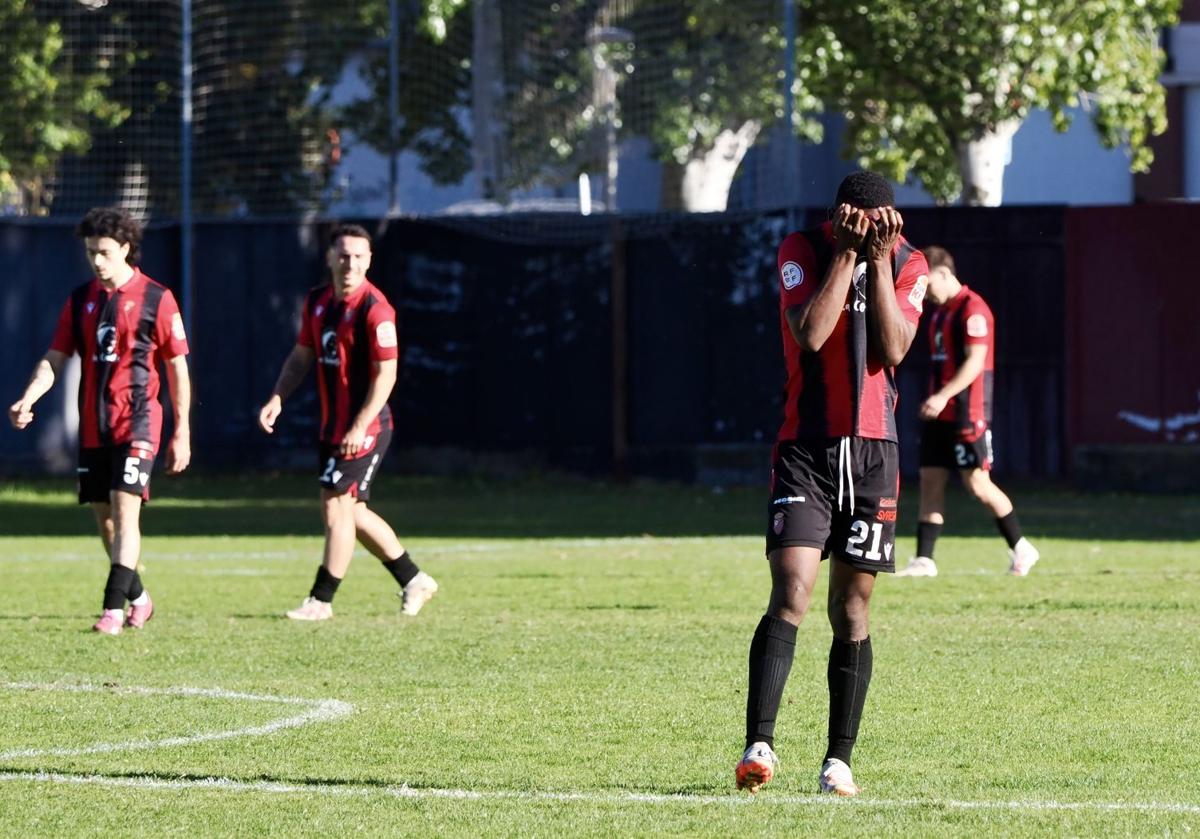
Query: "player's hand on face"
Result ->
[[165, 434, 191, 474], [919, 393, 949, 420], [832, 204, 872, 254], [258, 397, 282, 434], [340, 424, 366, 457], [868, 207, 903, 261], [8, 400, 34, 430]]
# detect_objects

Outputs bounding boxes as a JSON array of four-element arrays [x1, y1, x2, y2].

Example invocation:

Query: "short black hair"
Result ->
[[835, 170, 895, 210], [329, 223, 372, 248], [75, 207, 143, 265], [924, 245, 956, 275]]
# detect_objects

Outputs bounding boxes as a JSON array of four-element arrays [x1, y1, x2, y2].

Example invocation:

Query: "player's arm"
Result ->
[[259, 345, 316, 434], [340, 358, 397, 457], [864, 208, 917, 367], [919, 344, 988, 420], [164, 355, 192, 474], [8, 350, 69, 430], [788, 204, 870, 351]]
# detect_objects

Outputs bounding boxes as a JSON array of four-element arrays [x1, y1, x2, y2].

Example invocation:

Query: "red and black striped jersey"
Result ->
[[775, 222, 928, 442], [297, 280, 399, 449], [928, 285, 994, 430], [48, 270, 189, 451]]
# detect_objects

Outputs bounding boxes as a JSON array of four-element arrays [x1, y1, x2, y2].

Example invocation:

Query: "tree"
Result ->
[[0, 0, 126, 215], [806, 0, 1180, 205]]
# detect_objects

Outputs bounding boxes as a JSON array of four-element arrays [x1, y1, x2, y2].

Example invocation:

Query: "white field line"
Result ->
[[0, 682, 352, 760], [0, 770, 1197, 815], [1, 536, 756, 563]]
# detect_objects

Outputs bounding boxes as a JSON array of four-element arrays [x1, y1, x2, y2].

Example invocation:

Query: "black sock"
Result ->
[[309, 566, 342, 603], [128, 571, 144, 602], [103, 565, 137, 611], [995, 512, 1023, 549], [825, 636, 873, 767], [745, 614, 798, 749], [916, 522, 942, 559], [381, 551, 420, 588]]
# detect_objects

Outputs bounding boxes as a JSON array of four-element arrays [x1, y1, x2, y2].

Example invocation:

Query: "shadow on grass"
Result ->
[[0, 765, 725, 800], [1, 473, 1197, 542]]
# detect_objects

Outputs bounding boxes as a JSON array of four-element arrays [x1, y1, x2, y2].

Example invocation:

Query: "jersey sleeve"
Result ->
[[961, 295, 994, 346], [154, 290, 190, 358], [894, 247, 929, 325], [777, 233, 819, 309], [367, 301, 400, 362], [47, 298, 76, 356]]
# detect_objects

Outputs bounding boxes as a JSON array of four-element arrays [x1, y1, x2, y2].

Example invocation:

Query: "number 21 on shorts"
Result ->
[[845, 519, 890, 562]]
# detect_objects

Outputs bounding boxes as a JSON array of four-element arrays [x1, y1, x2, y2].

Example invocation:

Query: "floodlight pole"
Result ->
[[180, 0, 194, 339], [388, 0, 401, 215], [783, 0, 798, 231]]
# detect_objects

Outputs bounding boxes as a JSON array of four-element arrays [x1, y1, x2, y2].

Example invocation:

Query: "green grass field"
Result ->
[[1, 474, 1198, 836]]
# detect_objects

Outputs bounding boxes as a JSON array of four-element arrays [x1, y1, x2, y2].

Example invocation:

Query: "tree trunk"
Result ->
[[957, 119, 1020, 206], [670, 121, 761, 212], [471, 0, 507, 202]]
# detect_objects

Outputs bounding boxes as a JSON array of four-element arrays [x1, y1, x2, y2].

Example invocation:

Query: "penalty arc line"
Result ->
[[0, 682, 353, 760], [0, 770, 1197, 815]]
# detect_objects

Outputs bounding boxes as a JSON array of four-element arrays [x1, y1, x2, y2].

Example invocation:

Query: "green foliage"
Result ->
[[0, 0, 126, 214], [805, 0, 1180, 203]]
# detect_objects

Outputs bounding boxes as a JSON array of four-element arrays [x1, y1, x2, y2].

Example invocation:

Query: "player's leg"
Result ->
[[820, 559, 877, 796], [354, 502, 438, 616], [959, 467, 1039, 575], [739, 440, 833, 794], [91, 447, 152, 635], [90, 502, 114, 559], [898, 467, 949, 577], [739, 545, 823, 793], [289, 489, 355, 621]]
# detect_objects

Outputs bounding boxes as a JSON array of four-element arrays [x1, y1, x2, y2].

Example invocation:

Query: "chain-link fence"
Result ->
[[3, 0, 815, 224]]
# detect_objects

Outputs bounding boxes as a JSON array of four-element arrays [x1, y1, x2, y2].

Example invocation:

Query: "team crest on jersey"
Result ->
[[96, 324, 119, 362], [909, 275, 928, 313], [376, 321, 397, 348], [86, 302, 95, 314], [124, 300, 135, 313], [780, 261, 804, 290], [966, 313, 989, 338], [315, 304, 324, 317], [320, 329, 339, 366]]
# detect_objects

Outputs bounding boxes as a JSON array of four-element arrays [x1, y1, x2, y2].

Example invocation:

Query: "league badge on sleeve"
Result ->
[[376, 320, 398, 348], [909, 275, 928, 313], [780, 261, 804, 290], [966, 313, 989, 338]]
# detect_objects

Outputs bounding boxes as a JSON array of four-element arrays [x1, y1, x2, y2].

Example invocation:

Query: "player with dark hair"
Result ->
[[736, 171, 928, 796], [896, 245, 1039, 578], [259, 223, 438, 620], [8, 206, 191, 635]]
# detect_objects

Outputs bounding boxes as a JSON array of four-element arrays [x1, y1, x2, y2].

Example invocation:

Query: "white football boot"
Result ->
[[400, 572, 439, 616], [818, 757, 860, 797], [736, 742, 779, 794], [1008, 538, 1040, 577], [286, 596, 333, 621], [895, 556, 938, 577]]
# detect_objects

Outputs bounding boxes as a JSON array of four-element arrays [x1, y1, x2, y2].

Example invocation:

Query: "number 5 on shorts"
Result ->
[[123, 456, 140, 485]]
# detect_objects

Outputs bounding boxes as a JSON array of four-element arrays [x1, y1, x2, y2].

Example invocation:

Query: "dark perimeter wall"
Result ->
[[1, 208, 1068, 480]]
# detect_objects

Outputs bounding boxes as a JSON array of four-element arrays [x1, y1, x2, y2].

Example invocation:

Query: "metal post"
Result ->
[[181, 0, 194, 338], [388, 0, 401, 215], [783, 0, 798, 230]]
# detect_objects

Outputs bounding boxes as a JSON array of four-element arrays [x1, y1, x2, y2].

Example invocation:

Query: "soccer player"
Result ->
[[8, 207, 191, 635], [258, 224, 438, 620], [896, 246, 1039, 578], [736, 172, 928, 797]]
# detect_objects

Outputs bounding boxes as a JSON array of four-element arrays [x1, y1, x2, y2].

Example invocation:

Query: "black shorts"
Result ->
[[766, 437, 900, 572], [919, 421, 993, 471], [318, 426, 391, 501], [77, 444, 155, 504]]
